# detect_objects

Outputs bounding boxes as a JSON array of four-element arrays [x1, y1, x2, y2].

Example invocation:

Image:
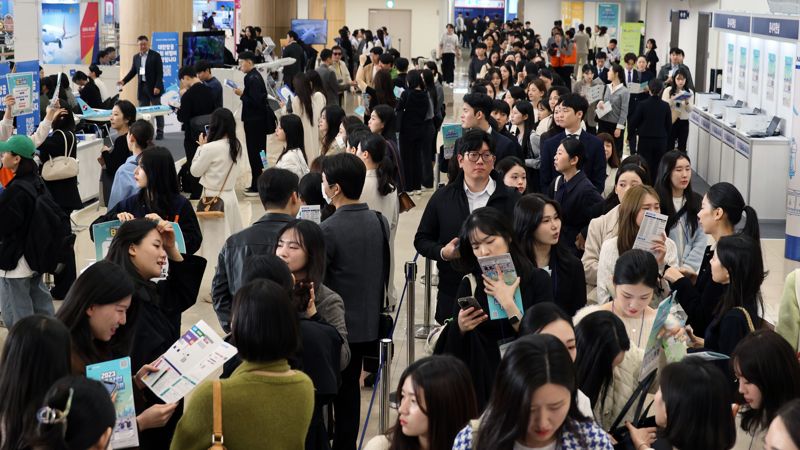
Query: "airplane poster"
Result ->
[[41, 2, 81, 64]]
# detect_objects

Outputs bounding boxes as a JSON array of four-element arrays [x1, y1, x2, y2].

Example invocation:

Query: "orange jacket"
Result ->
[[0, 168, 13, 187]]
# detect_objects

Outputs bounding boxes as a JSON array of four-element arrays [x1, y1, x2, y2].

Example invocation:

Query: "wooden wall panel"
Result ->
[[309, 0, 344, 48]]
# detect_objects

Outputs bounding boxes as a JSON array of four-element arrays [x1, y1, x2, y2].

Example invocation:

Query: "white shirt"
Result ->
[[0, 255, 34, 278], [513, 442, 556, 450], [464, 178, 496, 212]]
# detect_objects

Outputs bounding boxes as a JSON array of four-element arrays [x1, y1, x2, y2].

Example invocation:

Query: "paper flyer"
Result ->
[[86, 357, 139, 449], [93, 220, 187, 261], [477, 253, 523, 320], [298, 204, 321, 224], [142, 320, 238, 403], [7, 72, 34, 117], [586, 84, 606, 103], [672, 91, 693, 102], [224, 79, 238, 89], [278, 85, 294, 102], [685, 351, 730, 361], [627, 81, 649, 95], [595, 100, 612, 119], [766, 53, 777, 101], [639, 295, 674, 381], [632, 210, 668, 254], [441, 123, 463, 159]]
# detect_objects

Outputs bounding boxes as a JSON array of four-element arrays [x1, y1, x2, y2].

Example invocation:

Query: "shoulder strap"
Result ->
[[56, 129, 74, 158], [211, 380, 224, 447], [374, 211, 390, 309], [735, 306, 756, 333]]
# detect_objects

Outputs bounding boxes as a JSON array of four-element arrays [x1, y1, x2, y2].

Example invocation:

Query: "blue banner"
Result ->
[[597, 3, 620, 38], [0, 61, 41, 136], [712, 13, 751, 33], [752, 16, 800, 40], [152, 32, 179, 90]]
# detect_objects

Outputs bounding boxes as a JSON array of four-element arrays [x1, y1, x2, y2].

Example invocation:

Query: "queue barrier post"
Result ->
[[379, 338, 394, 434], [405, 261, 417, 364], [415, 258, 433, 339]]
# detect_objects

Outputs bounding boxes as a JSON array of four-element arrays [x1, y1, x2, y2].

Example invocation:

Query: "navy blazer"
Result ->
[[546, 171, 604, 255], [492, 128, 522, 161], [539, 130, 606, 193]]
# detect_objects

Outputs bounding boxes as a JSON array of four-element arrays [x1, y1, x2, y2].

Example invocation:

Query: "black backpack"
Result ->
[[16, 179, 75, 274]]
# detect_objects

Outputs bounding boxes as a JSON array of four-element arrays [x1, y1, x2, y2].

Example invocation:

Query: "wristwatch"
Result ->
[[508, 314, 520, 325]]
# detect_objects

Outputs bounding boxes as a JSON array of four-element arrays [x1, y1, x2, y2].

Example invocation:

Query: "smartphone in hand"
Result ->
[[457, 296, 482, 311]]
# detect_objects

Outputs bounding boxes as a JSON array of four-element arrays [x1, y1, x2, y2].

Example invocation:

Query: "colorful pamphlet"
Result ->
[[477, 253, 523, 320], [298, 205, 321, 224], [639, 294, 674, 381], [7, 72, 34, 116], [86, 357, 139, 449], [441, 123, 463, 159], [632, 210, 668, 255], [142, 320, 237, 403], [224, 79, 239, 89]]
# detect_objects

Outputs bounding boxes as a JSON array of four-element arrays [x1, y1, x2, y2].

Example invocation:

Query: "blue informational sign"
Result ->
[[597, 3, 620, 38], [752, 16, 800, 40], [152, 32, 179, 90], [0, 61, 41, 135], [712, 13, 751, 33]]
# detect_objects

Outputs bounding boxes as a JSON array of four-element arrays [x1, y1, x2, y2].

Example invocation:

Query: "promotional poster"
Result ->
[[41, 2, 81, 64], [597, 3, 620, 38]]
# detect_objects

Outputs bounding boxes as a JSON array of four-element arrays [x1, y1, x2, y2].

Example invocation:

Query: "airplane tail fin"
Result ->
[[76, 97, 93, 113]]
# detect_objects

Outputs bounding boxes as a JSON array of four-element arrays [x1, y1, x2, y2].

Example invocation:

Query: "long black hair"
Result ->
[[706, 182, 760, 240], [372, 104, 396, 140], [656, 150, 700, 235], [277, 114, 307, 164], [136, 147, 180, 219], [454, 207, 533, 279], [105, 218, 159, 280], [292, 72, 314, 123], [359, 133, 396, 196], [512, 101, 536, 159], [320, 105, 346, 155], [575, 310, 630, 411], [475, 334, 588, 450], [56, 261, 137, 366], [276, 219, 327, 290], [0, 316, 72, 450], [714, 234, 765, 326], [114, 100, 136, 127], [657, 359, 736, 450], [519, 302, 573, 337], [306, 70, 325, 96], [208, 107, 242, 163]]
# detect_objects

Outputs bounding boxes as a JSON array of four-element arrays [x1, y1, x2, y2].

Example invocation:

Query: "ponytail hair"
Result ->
[[706, 182, 760, 241], [359, 133, 396, 196]]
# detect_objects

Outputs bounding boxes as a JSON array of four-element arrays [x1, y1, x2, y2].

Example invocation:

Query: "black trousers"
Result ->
[[597, 119, 625, 159], [243, 120, 268, 190], [138, 92, 164, 135], [332, 341, 376, 450], [442, 53, 456, 84], [637, 136, 669, 176], [400, 123, 432, 191], [51, 208, 75, 300], [421, 125, 437, 188], [670, 119, 689, 152]]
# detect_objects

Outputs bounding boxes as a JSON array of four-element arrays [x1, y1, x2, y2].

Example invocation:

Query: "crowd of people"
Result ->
[[0, 13, 799, 450]]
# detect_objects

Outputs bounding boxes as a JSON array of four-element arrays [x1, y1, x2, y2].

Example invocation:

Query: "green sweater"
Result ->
[[170, 359, 314, 450], [777, 270, 800, 351]]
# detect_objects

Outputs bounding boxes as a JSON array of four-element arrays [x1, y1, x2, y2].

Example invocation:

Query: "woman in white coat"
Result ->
[[284, 72, 326, 163], [191, 108, 244, 278], [274, 114, 310, 178]]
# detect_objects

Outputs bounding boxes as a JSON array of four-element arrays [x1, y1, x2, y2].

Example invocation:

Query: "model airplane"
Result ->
[[42, 17, 76, 49], [253, 57, 296, 73], [76, 98, 172, 122]]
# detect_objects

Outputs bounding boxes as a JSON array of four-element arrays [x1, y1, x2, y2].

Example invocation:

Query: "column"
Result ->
[[118, 0, 192, 103]]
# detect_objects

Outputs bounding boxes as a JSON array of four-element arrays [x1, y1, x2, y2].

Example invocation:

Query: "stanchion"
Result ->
[[405, 261, 417, 364], [379, 338, 393, 433], [415, 258, 433, 339]]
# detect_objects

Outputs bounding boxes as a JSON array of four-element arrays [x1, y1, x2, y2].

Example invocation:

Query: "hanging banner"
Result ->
[[0, 61, 41, 135], [597, 3, 620, 38], [80, 2, 99, 65], [783, 55, 793, 108], [619, 22, 642, 57], [152, 32, 179, 92], [41, 2, 82, 64]]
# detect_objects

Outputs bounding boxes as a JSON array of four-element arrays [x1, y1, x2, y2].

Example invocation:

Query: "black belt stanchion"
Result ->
[[379, 338, 393, 433], [405, 261, 417, 359], [415, 258, 433, 339]]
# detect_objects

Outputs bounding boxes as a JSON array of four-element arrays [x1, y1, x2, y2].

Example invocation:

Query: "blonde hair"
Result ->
[[617, 184, 659, 254]]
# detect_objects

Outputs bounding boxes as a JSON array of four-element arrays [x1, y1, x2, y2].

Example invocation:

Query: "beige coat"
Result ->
[[582, 206, 620, 303]]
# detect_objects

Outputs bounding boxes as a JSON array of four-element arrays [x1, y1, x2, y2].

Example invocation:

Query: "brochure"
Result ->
[[632, 210, 669, 255], [441, 123, 463, 159], [627, 81, 649, 95], [586, 84, 606, 103], [298, 204, 321, 224], [673, 91, 693, 101], [393, 86, 405, 98], [142, 320, 238, 404], [92, 220, 186, 261], [278, 85, 294, 102], [640, 294, 675, 381], [224, 79, 239, 89], [86, 357, 139, 449], [685, 351, 730, 361], [477, 253, 523, 320], [7, 72, 34, 117], [595, 100, 612, 119]]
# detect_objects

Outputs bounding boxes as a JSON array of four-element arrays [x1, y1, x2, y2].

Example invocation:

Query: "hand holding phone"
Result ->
[[457, 296, 482, 311]]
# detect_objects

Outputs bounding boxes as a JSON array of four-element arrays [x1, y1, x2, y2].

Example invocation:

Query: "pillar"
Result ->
[[118, 0, 192, 104], [238, 0, 296, 56]]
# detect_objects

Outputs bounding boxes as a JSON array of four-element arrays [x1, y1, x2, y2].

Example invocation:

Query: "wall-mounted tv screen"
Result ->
[[182, 31, 226, 67], [290, 19, 328, 45]]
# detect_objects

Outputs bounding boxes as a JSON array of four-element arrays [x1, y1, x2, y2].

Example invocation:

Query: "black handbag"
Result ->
[[609, 370, 658, 450]]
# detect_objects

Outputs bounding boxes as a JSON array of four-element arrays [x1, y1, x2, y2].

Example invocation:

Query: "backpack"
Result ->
[[16, 179, 74, 274]]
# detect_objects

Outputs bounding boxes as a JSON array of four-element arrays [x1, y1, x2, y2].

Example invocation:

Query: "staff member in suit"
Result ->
[[118, 35, 165, 140], [539, 93, 606, 195], [657, 47, 695, 91], [233, 51, 277, 197], [628, 79, 672, 174], [282, 31, 306, 92], [624, 54, 655, 155]]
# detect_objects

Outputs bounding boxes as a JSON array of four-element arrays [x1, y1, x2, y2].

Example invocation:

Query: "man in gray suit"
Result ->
[[573, 24, 590, 78], [317, 48, 343, 106]]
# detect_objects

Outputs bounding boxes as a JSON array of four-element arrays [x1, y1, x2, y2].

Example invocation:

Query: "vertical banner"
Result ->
[[752, 48, 761, 95], [103, 0, 114, 23], [783, 55, 793, 108], [0, 61, 40, 135], [619, 22, 643, 57], [560, 2, 584, 29], [80, 2, 99, 64], [597, 3, 620, 38], [767, 51, 777, 101], [786, 53, 800, 260], [41, 2, 81, 64], [152, 32, 179, 90]]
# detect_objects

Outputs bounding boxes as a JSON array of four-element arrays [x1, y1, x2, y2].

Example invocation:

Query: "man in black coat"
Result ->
[[176, 65, 217, 198], [539, 93, 606, 193], [119, 35, 165, 139], [282, 31, 306, 91], [461, 93, 521, 161], [627, 79, 673, 174], [234, 51, 277, 196], [414, 129, 521, 324]]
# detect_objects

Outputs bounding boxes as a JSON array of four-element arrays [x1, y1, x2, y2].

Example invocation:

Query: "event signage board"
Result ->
[[597, 3, 619, 38], [712, 13, 751, 33], [80, 2, 99, 64], [152, 32, 180, 92], [0, 61, 40, 135], [41, 2, 81, 64], [752, 17, 800, 40]]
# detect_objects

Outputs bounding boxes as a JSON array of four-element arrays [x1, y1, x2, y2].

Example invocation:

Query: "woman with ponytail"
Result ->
[[663, 182, 761, 337], [356, 133, 399, 306]]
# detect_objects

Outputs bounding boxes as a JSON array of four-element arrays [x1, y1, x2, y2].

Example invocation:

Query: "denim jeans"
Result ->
[[0, 274, 54, 327]]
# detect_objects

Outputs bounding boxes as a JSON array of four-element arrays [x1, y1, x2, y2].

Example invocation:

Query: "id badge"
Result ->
[[139, 66, 146, 76]]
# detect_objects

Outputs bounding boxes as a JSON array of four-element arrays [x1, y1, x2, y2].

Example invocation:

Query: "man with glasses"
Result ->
[[414, 129, 520, 323], [331, 45, 356, 104]]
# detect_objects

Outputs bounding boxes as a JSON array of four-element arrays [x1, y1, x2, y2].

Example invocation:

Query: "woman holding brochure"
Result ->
[[105, 218, 206, 449], [596, 64, 630, 159], [433, 207, 553, 409], [663, 68, 694, 152]]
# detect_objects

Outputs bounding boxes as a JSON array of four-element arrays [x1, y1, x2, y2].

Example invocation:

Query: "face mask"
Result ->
[[321, 182, 338, 204], [336, 135, 345, 148]]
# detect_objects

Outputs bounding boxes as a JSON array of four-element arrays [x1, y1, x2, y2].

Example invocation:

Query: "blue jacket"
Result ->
[[107, 154, 139, 210], [540, 130, 606, 193]]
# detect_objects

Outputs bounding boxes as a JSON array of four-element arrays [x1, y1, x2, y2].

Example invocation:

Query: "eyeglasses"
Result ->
[[464, 151, 495, 162], [333, 52, 342, 55]]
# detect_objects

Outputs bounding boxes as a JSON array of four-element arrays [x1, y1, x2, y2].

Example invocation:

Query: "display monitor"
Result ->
[[290, 19, 328, 45], [182, 31, 226, 67]]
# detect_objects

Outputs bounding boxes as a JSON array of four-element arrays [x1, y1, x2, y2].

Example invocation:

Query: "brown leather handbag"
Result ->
[[209, 381, 227, 450], [398, 191, 416, 213], [196, 163, 233, 219]]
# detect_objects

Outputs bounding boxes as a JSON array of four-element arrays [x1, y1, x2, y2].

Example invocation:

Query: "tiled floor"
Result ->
[[1, 53, 797, 445]]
